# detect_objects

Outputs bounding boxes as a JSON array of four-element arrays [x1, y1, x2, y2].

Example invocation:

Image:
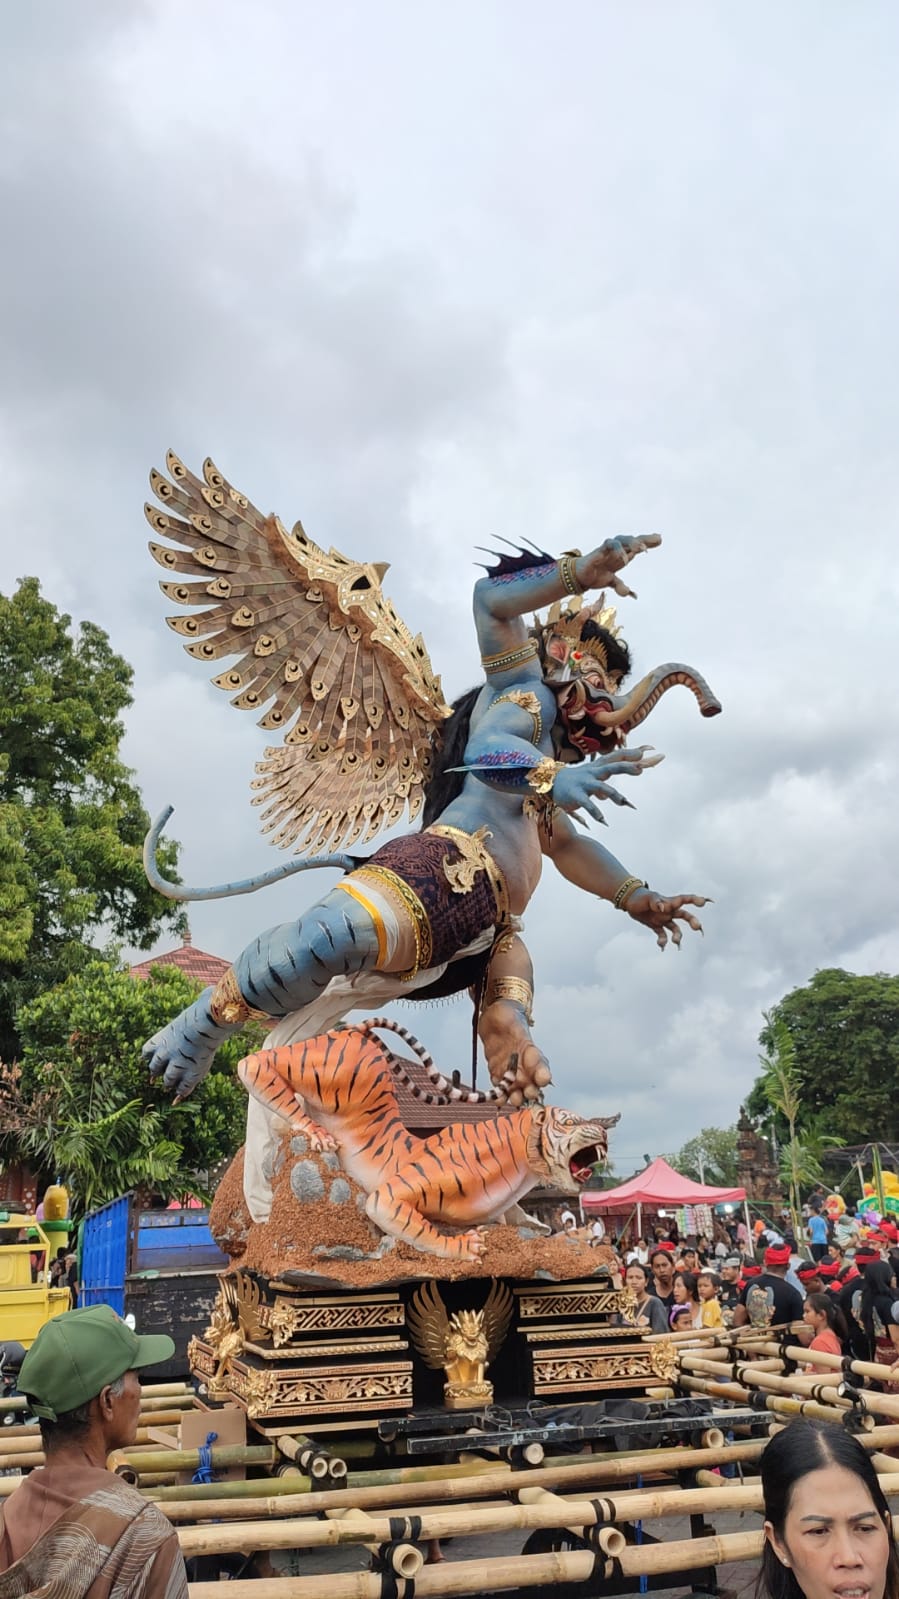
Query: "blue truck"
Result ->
[[79, 1195, 228, 1378]]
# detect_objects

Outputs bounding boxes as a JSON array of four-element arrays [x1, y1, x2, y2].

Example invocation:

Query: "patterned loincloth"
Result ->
[[339, 825, 510, 981]]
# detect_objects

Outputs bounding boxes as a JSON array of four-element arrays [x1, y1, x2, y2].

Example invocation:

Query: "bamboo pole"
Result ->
[[176, 1483, 765, 1553], [784, 1345, 898, 1386], [0, 1449, 44, 1470], [120, 1443, 276, 1474], [188, 1517, 899, 1599], [276, 1436, 329, 1480], [836, 1387, 899, 1425], [277, 1434, 348, 1481], [155, 1437, 770, 1520], [678, 1372, 857, 1426], [325, 1506, 424, 1579], [865, 1428, 899, 1450], [149, 1457, 511, 1506], [133, 1394, 196, 1412]]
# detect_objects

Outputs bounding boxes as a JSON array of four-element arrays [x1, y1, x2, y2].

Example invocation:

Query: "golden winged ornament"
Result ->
[[204, 1269, 268, 1389], [146, 452, 452, 855], [406, 1278, 514, 1410]]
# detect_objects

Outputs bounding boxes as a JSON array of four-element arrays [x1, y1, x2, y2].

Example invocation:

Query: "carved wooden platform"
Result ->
[[190, 1269, 674, 1433]]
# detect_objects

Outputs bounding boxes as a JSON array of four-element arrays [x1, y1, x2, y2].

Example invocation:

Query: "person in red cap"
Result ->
[[733, 1243, 804, 1329]]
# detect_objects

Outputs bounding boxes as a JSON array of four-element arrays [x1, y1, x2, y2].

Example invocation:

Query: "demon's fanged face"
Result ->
[[544, 631, 722, 759]]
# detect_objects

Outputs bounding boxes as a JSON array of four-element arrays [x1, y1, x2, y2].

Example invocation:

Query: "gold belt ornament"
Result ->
[[427, 825, 511, 927], [338, 865, 433, 983]]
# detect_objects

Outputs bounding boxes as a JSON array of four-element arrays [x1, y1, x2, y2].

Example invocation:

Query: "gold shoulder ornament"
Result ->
[[146, 452, 452, 854]]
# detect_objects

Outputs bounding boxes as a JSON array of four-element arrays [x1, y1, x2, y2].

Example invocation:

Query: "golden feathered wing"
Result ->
[[147, 452, 451, 855], [405, 1279, 452, 1371], [482, 1279, 514, 1362]]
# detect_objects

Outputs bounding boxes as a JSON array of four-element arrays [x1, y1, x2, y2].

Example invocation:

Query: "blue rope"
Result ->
[[191, 1430, 219, 1485]]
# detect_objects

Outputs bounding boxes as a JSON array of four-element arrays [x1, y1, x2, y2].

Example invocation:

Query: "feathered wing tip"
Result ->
[[475, 539, 555, 579], [145, 449, 451, 856]]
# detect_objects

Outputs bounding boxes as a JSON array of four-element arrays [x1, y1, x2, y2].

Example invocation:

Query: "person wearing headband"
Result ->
[[733, 1243, 804, 1330], [0, 1306, 187, 1596], [796, 1261, 823, 1292]]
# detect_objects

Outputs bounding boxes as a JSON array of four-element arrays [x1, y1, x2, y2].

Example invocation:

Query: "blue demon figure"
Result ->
[[141, 453, 720, 1105]]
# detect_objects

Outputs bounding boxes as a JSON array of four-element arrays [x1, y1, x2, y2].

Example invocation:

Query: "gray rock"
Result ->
[[289, 1134, 309, 1156], [290, 1161, 325, 1203], [321, 1152, 341, 1172], [329, 1178, 352, 1206], [313, 1244, 366, 1261], [517, 1228, 540, 1239]]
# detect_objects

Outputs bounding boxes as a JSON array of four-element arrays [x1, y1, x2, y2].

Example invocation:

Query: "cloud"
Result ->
[[2, 1, 898, 1164]]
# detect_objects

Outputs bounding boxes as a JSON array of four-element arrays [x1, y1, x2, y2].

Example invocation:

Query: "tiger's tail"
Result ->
[[359, 1017, 515, 1104]]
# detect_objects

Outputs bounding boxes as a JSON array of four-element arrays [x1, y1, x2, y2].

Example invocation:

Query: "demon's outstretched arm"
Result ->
[[543, 812, 711, 950], [472, 536, 661, 668]]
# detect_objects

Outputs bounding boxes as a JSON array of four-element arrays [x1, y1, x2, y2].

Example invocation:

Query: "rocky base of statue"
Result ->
[[209, 1137, 615, 1291]]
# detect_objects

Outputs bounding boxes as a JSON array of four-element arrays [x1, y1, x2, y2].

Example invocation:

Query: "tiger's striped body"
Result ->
[[237, 1027, 617, 1261]]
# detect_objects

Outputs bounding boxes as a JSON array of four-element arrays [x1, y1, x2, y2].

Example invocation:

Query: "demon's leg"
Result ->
[[478, 932, 552, 1106], [143, 888, 380, 1097]]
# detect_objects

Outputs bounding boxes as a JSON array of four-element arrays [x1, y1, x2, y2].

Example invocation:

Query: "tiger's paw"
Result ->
[[294, 1119, 338, 1153], [454, 1227, 487, 1261]]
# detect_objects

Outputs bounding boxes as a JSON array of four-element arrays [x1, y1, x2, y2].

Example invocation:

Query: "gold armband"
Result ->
[[613, 875, 648, 912], [522, 757, 563, 839], [208, 967, 271, 1026], [484, 976, 534, 1025], [480, 639, 540, 677], [558, 549, 585, 596]]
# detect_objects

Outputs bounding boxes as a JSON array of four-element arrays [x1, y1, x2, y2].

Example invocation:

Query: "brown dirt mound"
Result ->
[[208, 1147, 251, 1260], [217, 1132, 615, 1289]]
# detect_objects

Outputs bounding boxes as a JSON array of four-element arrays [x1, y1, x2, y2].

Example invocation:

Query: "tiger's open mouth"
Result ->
[[569, 1145, 600, 1183]]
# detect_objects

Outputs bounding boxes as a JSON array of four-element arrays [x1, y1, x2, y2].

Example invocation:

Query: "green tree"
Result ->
[[0, 577, 185, 1057], [665, 1126, 739, 1187], [746, 969, 899, 1146], [0, 959, 260, 1213]]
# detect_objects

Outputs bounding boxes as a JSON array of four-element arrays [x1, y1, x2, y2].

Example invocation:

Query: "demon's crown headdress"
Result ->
[[531, 592, 622, 681]]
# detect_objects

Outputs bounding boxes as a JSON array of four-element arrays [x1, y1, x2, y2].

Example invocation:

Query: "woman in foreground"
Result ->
[[760, 1419, 899, 1599]]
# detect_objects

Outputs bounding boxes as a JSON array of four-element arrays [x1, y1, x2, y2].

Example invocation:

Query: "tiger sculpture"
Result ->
[[237, 1020, 618, 1261]]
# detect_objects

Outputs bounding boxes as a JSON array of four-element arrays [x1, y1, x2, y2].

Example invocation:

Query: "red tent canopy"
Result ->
[[581, 1157, 745, 1211]]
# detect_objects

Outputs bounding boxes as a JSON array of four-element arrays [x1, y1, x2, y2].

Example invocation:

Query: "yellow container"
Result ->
[[42, 1184, 69, 1221], [0, 1217, 72, 1347]]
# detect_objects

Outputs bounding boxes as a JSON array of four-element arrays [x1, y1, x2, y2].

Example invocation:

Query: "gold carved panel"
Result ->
[[515, 1286, 620, 1320]]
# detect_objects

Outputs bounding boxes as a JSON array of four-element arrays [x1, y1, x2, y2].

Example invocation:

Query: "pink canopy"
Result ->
[[581, 1157, 745, 1212]]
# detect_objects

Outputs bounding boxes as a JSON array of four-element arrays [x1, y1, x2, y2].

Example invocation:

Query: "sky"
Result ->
[[1, 1, 897, 1170]]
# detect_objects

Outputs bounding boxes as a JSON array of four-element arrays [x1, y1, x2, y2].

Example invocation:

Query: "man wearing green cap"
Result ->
[[0, 1306, 187, 1598]]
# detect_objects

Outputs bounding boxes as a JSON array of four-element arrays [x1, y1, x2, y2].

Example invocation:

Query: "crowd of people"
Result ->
[[568, 1195, 899, 1383]]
